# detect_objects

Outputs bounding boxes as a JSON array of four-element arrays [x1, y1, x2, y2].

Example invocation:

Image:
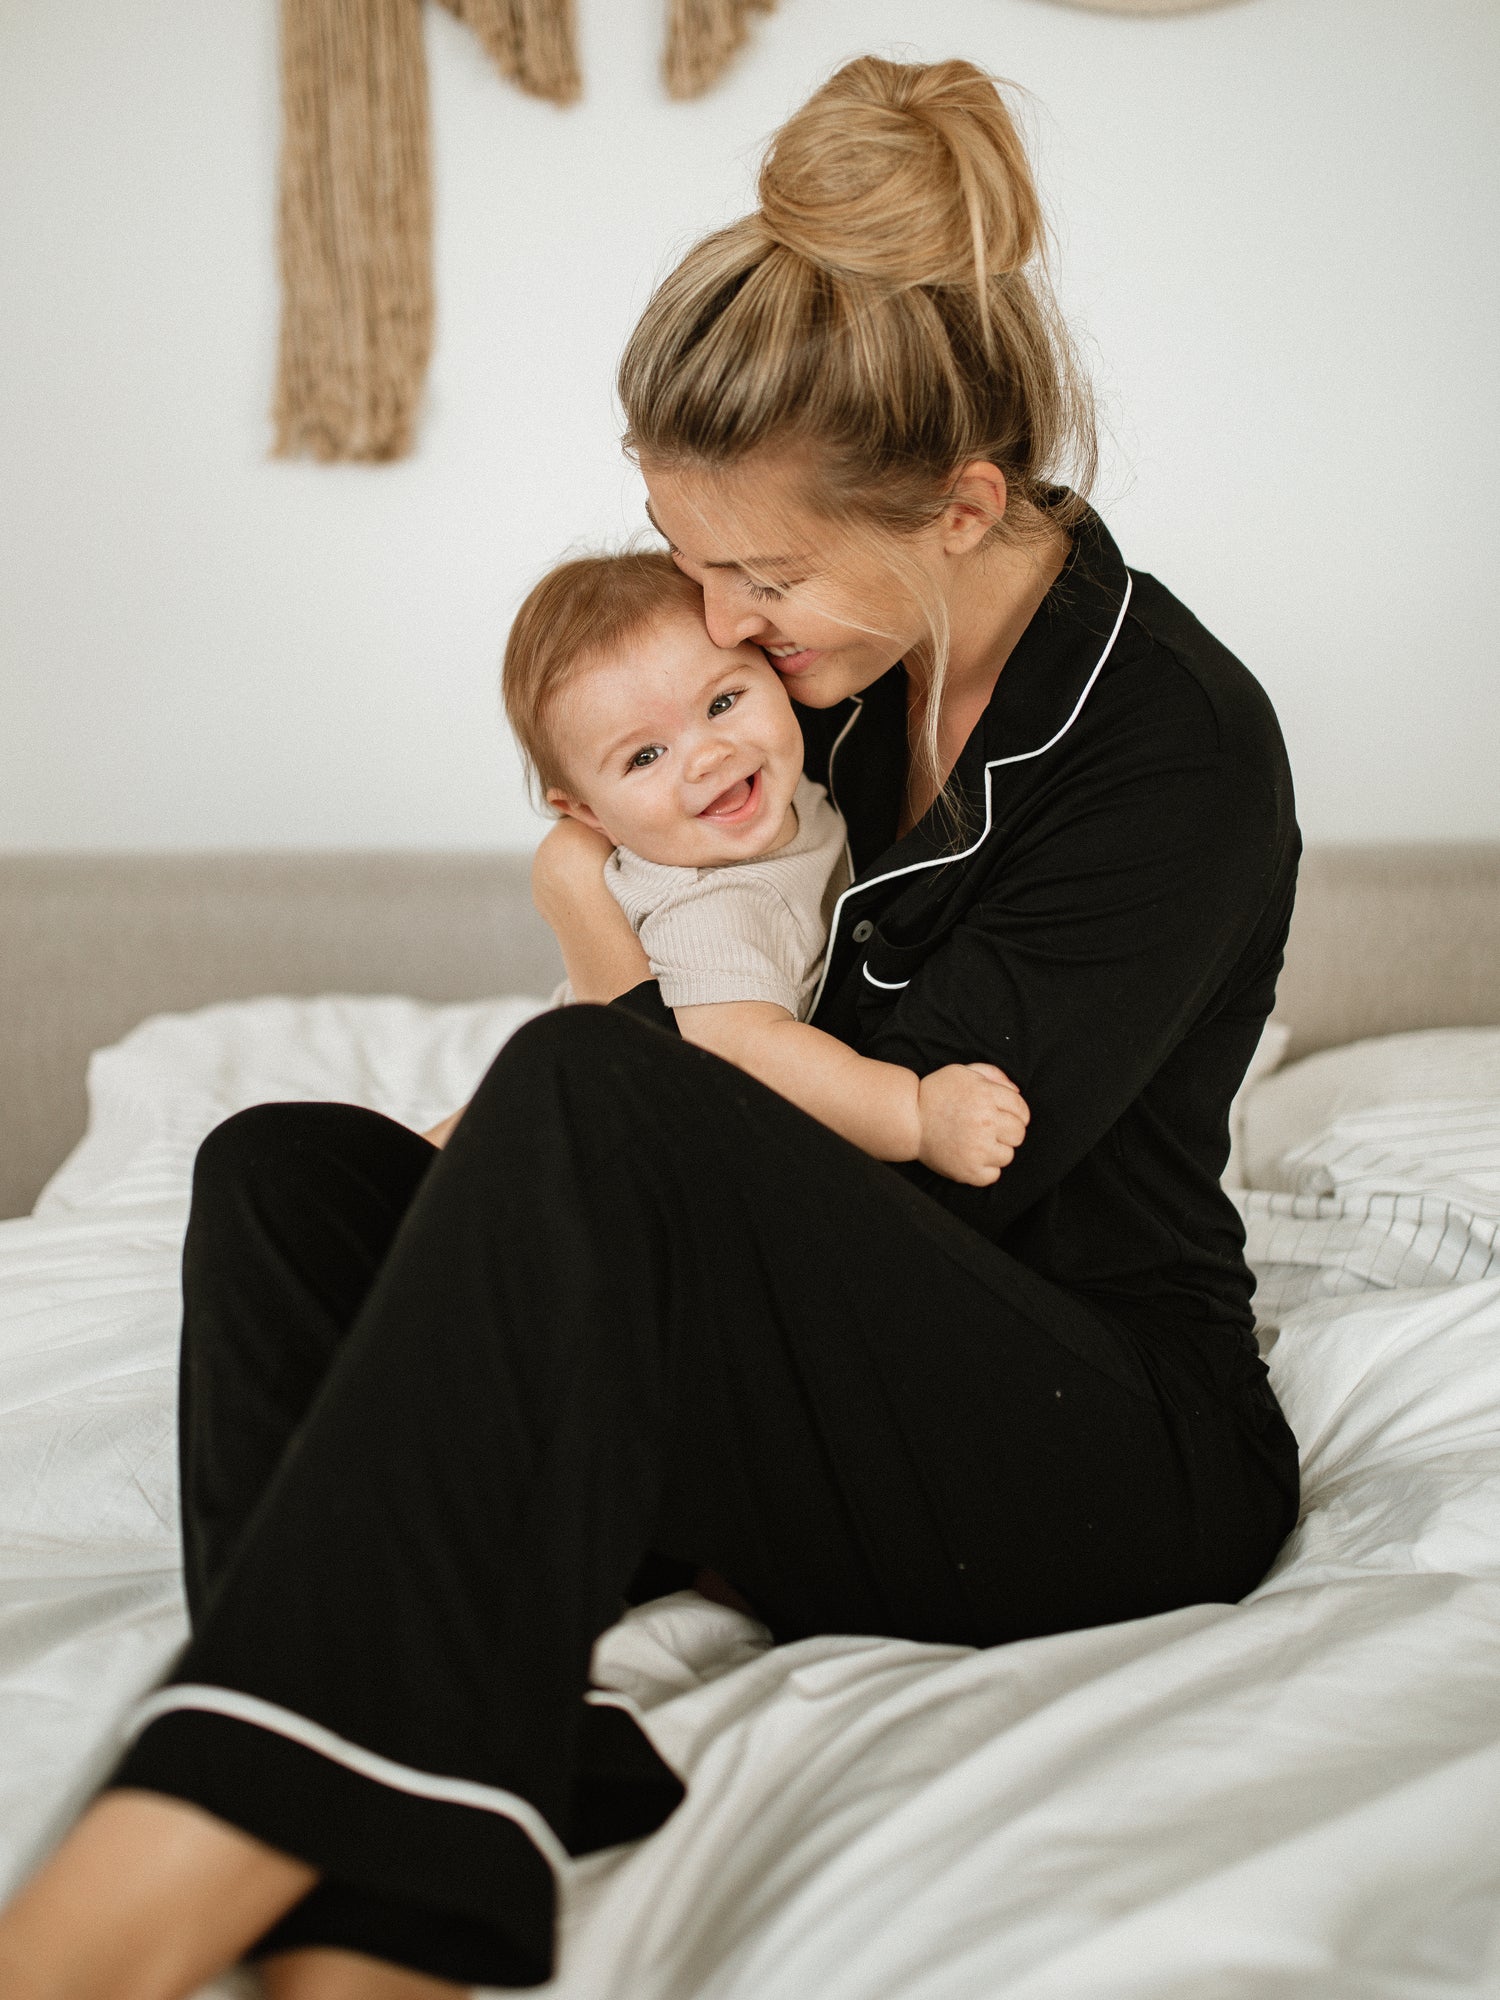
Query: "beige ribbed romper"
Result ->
[[602, 776, 852, 1021]]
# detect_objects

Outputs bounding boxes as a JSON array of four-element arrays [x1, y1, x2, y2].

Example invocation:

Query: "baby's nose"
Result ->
[[686, 737, 733, 782]]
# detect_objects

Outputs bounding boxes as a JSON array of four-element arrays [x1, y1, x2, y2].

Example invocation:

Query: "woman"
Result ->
[[0, 55, 1299, 2000]]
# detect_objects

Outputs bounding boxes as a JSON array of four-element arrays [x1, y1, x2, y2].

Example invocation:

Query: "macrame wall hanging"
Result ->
[[273, 0, 774, 463]]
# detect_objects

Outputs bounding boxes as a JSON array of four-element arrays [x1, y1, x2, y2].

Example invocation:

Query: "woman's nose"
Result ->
[[701, 575, 767, 651]]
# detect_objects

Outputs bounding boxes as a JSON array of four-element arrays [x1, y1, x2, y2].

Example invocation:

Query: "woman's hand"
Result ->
[[531, 818, 652, 1004], [916, 1062, 1030, 1187], [530, 818, 617, 927]]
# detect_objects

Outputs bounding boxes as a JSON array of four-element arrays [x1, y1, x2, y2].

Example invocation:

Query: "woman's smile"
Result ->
[[762, 642, 825, 679]]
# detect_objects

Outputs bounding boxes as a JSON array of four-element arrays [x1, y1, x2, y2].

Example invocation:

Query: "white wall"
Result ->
[[2, 0, 1496, 852]]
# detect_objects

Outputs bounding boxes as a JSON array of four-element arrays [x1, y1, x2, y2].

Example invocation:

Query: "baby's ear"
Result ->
[[546, 787, 606, 834]]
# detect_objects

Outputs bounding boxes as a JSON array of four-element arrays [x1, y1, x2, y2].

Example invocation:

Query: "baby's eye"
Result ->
[[628, 744, 666, 771], [707, 689, 741, 718]]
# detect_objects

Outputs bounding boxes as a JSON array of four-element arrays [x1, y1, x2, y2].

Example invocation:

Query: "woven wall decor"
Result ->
[[273, 0, 775, 463], [663, 0, 776, 98]]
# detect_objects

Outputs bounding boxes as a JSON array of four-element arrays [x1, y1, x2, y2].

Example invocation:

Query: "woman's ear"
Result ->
[[545, 786, 608, 835], [941, 462, 1009, 553]]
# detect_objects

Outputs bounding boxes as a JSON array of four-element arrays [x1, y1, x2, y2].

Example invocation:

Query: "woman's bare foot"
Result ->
[[0, 1790, 315, 2000], [263, 1948, 467, 2000]]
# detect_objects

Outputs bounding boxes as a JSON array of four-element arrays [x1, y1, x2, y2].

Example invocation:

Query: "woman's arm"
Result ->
[[531, 818, 651, 1002], [677, 1001, 1028, 1187], [854, 743, 1294, 1223]]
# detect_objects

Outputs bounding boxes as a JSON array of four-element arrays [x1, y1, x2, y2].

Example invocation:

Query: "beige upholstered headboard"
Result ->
[[3, 843, 1499, 1221]]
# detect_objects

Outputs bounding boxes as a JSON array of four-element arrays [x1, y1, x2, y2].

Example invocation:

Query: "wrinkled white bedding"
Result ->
[[3, 1001, 1499, 1997]]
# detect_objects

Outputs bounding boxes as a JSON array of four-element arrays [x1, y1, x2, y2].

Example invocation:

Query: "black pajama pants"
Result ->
[[109, 1004, 1298, 1985]]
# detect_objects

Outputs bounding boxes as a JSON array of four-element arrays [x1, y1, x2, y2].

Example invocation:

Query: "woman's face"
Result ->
[[641, 455, 942, 710]]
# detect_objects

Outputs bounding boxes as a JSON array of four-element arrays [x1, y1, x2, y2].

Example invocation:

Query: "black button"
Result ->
[[851, 920, 874, 943]]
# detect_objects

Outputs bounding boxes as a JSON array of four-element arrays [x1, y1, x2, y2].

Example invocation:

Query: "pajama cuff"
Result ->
[[111, 1686, 559, 1986]]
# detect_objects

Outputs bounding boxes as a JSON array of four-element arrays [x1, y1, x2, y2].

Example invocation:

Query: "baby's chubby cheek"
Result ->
[[590, 785, 701, 866], [766, 677, 809, 760], [614, 800, 678, 857]]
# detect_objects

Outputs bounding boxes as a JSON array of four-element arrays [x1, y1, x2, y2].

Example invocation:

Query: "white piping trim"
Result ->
[[126, 1684, 570, 1874], [807, 575, 1133, 1018], [823, 695, 864, 886], [861, 966, 910, 991], [823, 696, 864, 816]]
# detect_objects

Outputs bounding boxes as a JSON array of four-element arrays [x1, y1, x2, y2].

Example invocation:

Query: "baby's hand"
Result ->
[[916, 1063, 1030, 1187]]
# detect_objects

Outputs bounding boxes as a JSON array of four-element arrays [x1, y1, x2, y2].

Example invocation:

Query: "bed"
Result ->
[[3, 844, 1500, 1997]]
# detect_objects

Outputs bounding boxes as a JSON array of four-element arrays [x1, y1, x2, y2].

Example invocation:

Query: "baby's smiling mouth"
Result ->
[[698, 769, 761, 821]]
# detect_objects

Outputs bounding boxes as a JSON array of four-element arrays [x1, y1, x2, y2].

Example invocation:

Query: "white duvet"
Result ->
[[3, 1002, 1498, 1997]]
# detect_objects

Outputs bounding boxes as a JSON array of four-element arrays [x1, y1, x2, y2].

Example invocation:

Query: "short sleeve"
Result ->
[[639, 873, 812, 1015]]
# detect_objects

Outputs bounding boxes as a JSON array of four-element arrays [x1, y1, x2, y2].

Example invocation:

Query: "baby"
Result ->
[[502, 550, 1026, 1189]]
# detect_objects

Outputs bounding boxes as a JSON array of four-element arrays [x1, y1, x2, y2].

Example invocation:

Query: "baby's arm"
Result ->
[[675, 1001, 1029, 1187]]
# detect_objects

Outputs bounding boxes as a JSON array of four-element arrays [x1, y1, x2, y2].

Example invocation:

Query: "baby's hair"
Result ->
[[503, 549, 704, 801]]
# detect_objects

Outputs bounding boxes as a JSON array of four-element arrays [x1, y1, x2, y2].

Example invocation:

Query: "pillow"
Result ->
[[42, 993, 1291, 1216], [35, 993, 549, 1218], [1240, 1027, 1500, 1215]]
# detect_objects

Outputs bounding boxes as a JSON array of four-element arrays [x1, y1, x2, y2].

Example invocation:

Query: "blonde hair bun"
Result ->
[[757, 56, 1043, 296], [619, 49, 1094, 544]]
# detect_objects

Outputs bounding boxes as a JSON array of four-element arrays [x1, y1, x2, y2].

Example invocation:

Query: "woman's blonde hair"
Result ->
[[503, 550, 703, 800], [618, 55, 1096, 815]]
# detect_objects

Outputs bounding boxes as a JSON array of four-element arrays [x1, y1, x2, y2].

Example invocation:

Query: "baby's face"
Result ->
[[547, 608, 805, 868]]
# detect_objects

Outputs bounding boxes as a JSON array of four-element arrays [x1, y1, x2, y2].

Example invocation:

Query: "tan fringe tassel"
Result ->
[[273, 0, 432, 462], [663, 0, 775, 101], [273, 0, 578, 464], [438, 0, 581, 107]]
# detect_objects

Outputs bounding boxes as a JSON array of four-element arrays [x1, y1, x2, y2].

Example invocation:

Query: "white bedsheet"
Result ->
[[3, 1003, 1499, 1996]]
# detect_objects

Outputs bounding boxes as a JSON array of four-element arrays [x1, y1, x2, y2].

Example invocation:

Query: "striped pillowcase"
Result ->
[[1235, 1029, 1500, 1329], [1242, 1028, 1500, 1203]]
